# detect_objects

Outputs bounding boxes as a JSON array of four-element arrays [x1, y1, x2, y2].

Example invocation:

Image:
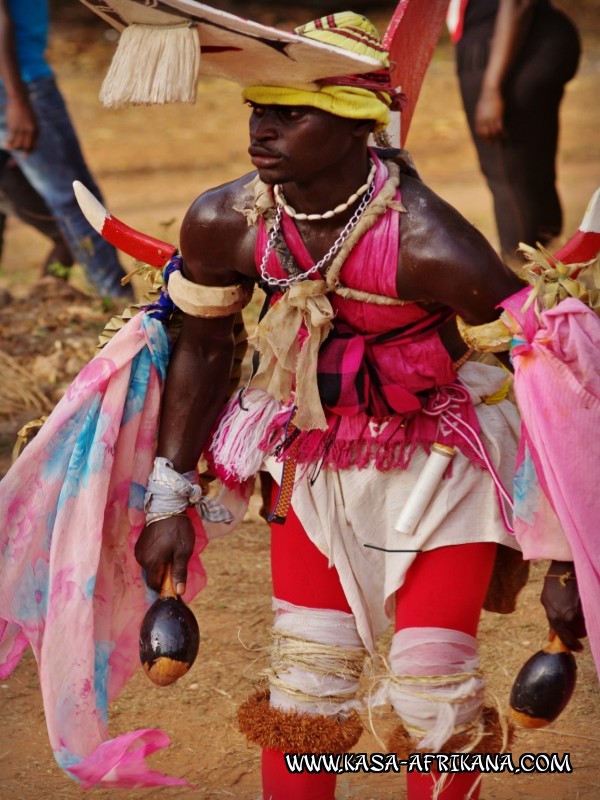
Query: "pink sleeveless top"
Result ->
[[255, 153, 457, 409], [242, 155, 485, 472]]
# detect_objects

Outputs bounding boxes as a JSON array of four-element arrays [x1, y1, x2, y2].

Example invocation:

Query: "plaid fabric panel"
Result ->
[[317, 309, 455, 418], [317, 325, 368, 415]]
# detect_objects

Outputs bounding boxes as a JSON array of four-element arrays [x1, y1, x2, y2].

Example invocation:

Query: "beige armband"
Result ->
[[456, 315, 512, 353], [168, 270, 252, 318]]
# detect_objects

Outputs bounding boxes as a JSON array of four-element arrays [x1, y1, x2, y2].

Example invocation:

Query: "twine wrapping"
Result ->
[[370, 627, 486, 752], [262, 599, 368, 717]]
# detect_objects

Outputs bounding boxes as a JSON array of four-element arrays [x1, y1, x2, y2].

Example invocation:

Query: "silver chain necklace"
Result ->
[[259, 179, 376, 289]]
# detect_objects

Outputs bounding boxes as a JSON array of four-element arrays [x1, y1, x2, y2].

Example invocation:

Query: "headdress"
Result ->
[[78, 0, 384, 107], [79, 1, 454, 147], [243, 12, 402, 132]]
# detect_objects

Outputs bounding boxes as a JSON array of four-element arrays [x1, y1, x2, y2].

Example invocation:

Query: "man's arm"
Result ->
[[135, 179, 257, 594], [155, 316, 236, 473], [398, 177, 588, 649], [397, 175, 525, 324], [0, 0, 38, 151], [163, 177, 257, 473], [475, 0, 538, 141]]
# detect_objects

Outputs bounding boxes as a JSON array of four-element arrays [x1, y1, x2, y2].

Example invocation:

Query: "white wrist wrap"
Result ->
[[144, 456, 233, 524]]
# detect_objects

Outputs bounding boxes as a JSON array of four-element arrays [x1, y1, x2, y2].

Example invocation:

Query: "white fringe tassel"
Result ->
[[100, 23, 201, 107], [209, 389, 284, 483]]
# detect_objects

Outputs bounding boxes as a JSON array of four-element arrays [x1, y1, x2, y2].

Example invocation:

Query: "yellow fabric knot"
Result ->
[[482, 378, 512, 405], [249, 280, 334, 431]]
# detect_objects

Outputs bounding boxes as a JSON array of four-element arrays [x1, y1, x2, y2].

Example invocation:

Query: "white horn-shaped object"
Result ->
[[73, 181, 177, 268]]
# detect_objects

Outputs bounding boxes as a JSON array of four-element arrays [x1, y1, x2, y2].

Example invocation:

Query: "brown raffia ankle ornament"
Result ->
[[387, 706, 515, 762], [238, 690, 363, 754]]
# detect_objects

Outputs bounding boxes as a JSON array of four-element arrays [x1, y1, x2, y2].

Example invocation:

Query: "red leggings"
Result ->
[[264, 500, 497, 800]]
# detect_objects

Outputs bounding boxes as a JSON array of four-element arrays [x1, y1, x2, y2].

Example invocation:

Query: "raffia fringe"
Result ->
[[100, 23, 200, 107], [387, 706, 514, 761], [238, 690, 363, 754]]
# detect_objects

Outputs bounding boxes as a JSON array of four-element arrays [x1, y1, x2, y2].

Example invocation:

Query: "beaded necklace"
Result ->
[[258, 179, 376, 289], [273, 160, 377, 221]]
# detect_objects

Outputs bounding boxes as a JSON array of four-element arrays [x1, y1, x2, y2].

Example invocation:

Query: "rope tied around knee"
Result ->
[[238, 599, 368, 753], [264, 627, 367, 707], [261, 598, 368, 717], [384, 667, 484, 709], [370, 627, 488, 752]]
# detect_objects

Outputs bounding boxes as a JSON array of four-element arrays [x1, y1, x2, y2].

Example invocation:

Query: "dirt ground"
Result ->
[[1, 1, 600, 798]]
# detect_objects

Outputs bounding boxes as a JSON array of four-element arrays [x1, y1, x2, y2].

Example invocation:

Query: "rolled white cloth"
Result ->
[[377, 626, 485, 751], [267, 598, 367, 717], [144, 456, 234, 524]]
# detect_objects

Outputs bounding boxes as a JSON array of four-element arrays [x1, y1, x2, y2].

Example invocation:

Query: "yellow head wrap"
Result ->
[[242, 12, 395, 132]]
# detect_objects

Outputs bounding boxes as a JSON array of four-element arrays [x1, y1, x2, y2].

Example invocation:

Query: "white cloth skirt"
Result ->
[[263, 359, 521, 652]]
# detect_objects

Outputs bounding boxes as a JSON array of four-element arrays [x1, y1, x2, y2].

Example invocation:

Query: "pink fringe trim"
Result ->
[[208, 384, 490, 493], [207, 388, 286, 486], [260, 410, 423, 473]]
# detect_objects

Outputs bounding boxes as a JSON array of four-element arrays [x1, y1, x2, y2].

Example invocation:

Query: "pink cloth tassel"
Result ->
[[67, 729, 191, 789], [209, 387, 284, 484]]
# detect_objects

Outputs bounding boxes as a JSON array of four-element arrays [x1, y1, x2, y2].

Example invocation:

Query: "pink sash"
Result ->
[[0, 312, 207, 787]]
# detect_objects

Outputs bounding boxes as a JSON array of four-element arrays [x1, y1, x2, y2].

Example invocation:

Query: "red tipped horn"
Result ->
[[73, 180, 177, 268]]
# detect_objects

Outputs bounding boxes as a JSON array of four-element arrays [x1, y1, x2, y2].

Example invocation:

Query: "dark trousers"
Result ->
[[456, 4, 580, 259]]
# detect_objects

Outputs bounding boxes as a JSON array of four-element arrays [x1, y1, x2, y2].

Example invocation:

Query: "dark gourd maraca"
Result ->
[[139, 567, 200, 686], [509, 632, 576, 728]]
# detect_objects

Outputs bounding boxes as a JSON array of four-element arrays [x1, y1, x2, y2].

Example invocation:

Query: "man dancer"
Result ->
[[132, 11, 583, 800]]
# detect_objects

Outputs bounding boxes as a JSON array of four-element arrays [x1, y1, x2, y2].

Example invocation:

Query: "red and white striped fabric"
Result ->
[[446, 0, 469, 43], [554, 187, 600, 265]]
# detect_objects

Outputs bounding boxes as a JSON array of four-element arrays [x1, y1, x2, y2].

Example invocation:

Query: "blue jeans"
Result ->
[[0, 76, 132, 298]]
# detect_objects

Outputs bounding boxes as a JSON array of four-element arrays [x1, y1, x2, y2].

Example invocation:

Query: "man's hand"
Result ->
[[540, 560, 587, 652], [475, 86, 505, 141], [5, 95, 38, 152], [134, 515, 195, 596]]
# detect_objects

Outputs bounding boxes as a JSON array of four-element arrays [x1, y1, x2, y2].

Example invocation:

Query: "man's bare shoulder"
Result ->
[[182, 171, 258, 229], [398, 174, 524, 321], [399, 174, 509, 272], [179, 170, 260, 284], [400, 174, 483, 244]]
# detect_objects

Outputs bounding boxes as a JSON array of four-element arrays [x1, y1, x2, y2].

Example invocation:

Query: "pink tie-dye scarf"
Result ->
[[0, 311, 207, 787], [503, 287, 600, 680]]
